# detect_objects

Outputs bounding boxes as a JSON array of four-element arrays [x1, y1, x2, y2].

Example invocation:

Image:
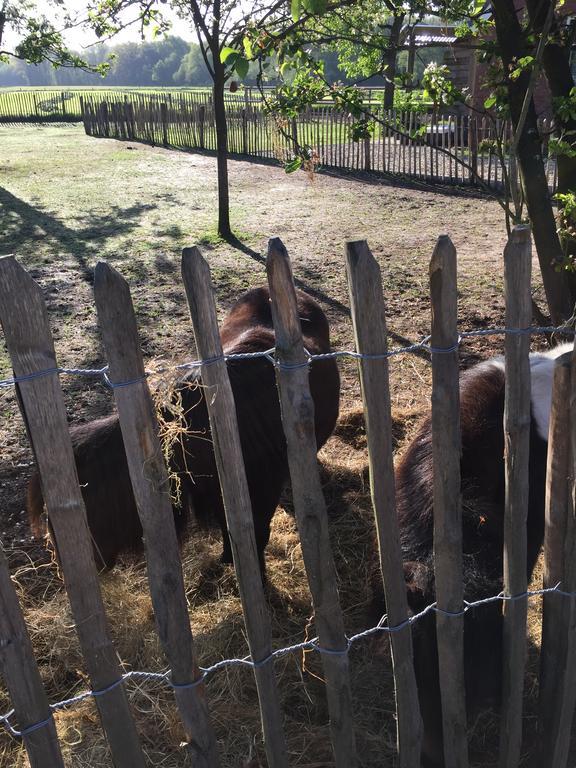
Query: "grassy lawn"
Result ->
[[0, 124, 556, 767]]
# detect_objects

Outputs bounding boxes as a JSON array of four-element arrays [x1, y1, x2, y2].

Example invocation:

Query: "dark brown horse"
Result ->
[[373, 345, 570, 766], [28, 287, 340, 571]]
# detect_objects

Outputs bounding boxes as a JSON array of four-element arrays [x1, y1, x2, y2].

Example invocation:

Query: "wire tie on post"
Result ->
[[170, 672, 207, 690], [251, 652, 275, 669], [91, 677, 125, 698], [18, 716, 53, 738], [102, 371, 147, 389], [426, 335, 462, 355], [199, 353, 226, 367], [315, 640, 350, 657]]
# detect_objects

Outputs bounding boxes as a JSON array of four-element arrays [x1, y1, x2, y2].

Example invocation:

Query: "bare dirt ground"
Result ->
[[0, 125, 561, 767]]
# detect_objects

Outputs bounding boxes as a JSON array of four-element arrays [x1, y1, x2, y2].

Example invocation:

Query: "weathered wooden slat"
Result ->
[[181, 247, 289, 768], [345, 239, 422, 767], [0, 256, 145, 768], [498, 224, 532, 768], [0, 545, 64, 768], [429, 236, 469, 768], [538, 350, 576, 767], [93, 262, 220, 768], [266, 237, 357, 768], [547, 340, 576, 763]]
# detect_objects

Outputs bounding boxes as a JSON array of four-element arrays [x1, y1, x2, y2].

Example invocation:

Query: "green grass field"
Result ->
[[0, 85, 392, 123], [0, 87, 219, 122]]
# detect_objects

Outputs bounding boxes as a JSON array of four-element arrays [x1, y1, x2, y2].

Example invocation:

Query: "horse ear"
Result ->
[[403, 560, 433, 610]]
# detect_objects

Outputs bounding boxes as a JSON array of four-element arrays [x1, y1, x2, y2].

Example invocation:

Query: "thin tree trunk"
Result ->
[[491, 0, 575, 324], [383, 14, 404, 109], [525, 0, 576, 303], [213, 60, 232, 238]]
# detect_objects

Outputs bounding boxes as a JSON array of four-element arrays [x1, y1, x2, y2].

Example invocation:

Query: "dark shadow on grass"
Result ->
[[224, 232, 431, 361], [159, 141, 502, 203], [0, 187, 159, 283], [107, 134, 497, 203]]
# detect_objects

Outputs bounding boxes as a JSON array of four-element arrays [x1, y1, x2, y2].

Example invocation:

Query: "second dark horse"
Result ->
[[28, 287, 340, 571]]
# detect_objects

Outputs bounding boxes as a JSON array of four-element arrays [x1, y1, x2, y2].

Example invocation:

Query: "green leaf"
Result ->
[[291, 0, 301, 21], [243, 36, 253, 59], [303, 0, 328, 14], [484, 95, 497, 109], [235, 57, 249, 79], [220, 47, 239, 64], [285, 157, 302, 173]]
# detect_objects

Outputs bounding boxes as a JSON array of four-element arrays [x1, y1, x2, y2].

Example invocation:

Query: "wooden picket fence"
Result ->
[[0, 228, 575, 767], [0, 88, 252, 124], [80, 91, 559, 192]]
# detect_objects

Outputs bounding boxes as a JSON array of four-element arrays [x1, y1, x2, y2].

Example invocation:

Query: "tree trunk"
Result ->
[[213, 60, 232, 239], [491, 0, 575, 325], [383, 14, 404, 109], [525, 0, 576, 305]]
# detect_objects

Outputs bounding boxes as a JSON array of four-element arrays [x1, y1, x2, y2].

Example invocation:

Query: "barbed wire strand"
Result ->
[[0, 325, 573, 392], [2, 584, 575, 739]]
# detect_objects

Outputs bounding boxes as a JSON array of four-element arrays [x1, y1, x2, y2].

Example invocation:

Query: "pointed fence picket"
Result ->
[[93, 262, 220, 767], [267, 238, 357, 768], [181, 247, 289, 768], [429, 236, 468, 768], [538, 350, 576, 767], [345, 239, 423, 767], [0, 545, 64, 768], [0, 256, 146, 768], [498, 225, 532, 768]]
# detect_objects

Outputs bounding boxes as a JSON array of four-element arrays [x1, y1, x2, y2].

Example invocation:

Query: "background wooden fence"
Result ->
[[0, 88, 249, 123], [79, 91, 558, 192], [0, 228, 575, 767], [0, 86, 558, 191]]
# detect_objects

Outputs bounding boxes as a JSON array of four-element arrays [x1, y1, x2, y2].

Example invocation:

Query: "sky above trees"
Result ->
[[2, 0, 194, 51]]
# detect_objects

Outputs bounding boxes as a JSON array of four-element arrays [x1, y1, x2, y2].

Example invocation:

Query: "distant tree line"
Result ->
[[0, 36, 210, 87], [0, 35, 358, 89]]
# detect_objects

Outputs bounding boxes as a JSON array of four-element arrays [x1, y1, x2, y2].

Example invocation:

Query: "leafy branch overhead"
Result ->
[[0, 1, 110, 73]]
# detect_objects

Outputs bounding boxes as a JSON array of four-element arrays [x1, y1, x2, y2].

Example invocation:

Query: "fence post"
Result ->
[[93, 263, 220, 768], [345, 240, 422, 767], [60, 91, 66, 118], [538, 350, 576, 767], [160, 101, 168, 147], [0, 256, 145, 768], [429, 235, 469, 768], [0, 545, 65, 768], [291, 117, 298, 148], [101, 100, 109, 138], [242, 108, 248, 154], [267, 238, 357, 768], [498, 224, 532, 768], [126, 101, 135, 140], [469, 116, 478, 185], [181, 247, 289, 768], [79, 95, 89, 135], [199, 105, 206, 149], [363, 135, 371, 171]]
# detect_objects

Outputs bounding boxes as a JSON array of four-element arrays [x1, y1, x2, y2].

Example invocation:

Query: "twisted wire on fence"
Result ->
[[1, 322, 574, 740], [1, 583, 575, 739], [0, 325, 573, 391]]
